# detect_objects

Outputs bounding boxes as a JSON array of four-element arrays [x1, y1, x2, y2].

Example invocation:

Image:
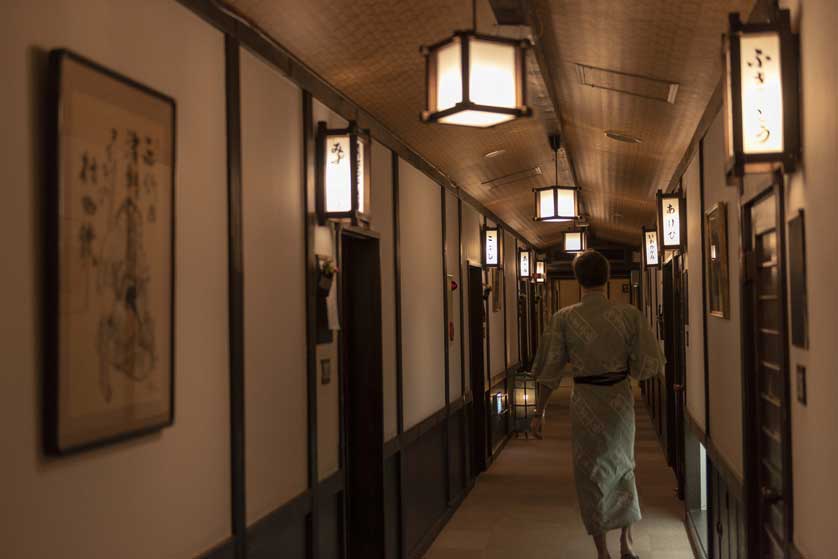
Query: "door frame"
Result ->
[[740, 172, 793, 558], [338, 226, 385, 559]]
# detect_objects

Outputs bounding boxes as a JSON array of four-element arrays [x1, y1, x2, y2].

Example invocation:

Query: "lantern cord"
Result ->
[[472, 0, 477, 32]]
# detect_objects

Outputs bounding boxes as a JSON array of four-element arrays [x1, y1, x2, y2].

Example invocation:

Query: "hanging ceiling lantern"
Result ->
[[722, 9, 799, 180], [483, 225, 500, 268], [518, 248, 532, 279], [656, 190, 686, 253], [316, 121, 371, 224], [533, 135, 579, 222], [535, 258, 546, 284], [642, 226, 660, 268], [420, 1, 531, 128], [564, 230, 588, 253]]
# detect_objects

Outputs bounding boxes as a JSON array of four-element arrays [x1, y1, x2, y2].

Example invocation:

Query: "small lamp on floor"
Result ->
[[512, 371, 538, 439]]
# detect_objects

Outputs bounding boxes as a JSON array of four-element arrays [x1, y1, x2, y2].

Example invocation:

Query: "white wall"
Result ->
[[683, 153, 706, 431], [0, 1, 231, 557], [445, 191, 463, 401], [702, 111, 744, 479], [240, 46, 307, 524], [782, 2, 838, 556], [370, 140, 398, 441], [399, 159, 444, 429]]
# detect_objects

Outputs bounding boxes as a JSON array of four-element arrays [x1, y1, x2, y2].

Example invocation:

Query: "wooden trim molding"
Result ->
[[686, 410, 708, 446], [705, 439, 744, 502]]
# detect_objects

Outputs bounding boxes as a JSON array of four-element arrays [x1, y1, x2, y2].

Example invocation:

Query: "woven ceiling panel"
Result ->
[[225, 0, 754, 247]]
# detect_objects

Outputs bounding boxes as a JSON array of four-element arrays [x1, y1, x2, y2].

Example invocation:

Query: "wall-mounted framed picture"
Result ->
[[705, 202, 730, 318], [44, 49, 176, 455], [788, 210, 808, 348]]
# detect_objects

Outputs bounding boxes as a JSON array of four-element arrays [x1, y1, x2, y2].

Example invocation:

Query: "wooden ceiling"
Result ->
[[224, 0, 755, 248]]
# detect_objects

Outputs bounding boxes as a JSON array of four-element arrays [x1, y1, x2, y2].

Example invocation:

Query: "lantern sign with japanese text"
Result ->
[[656, 190, 686, 253], [316, 121, 371, 224], [518, 248, 532, 279], [642, 226, 660, 268], [723, 10, 799, 180], [483, 226, 500, 268]]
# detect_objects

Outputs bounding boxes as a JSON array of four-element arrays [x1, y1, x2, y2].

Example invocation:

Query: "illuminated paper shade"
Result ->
[[642, 226, 660, 268], [564, 231, 587, 253], [316, 121, 371, 224], [483, 226, 500, 268], [656, 190, 686, 251], [723, 10, 799, 179], [421, 31, 531, 128], [519, 249, 531, 278], [535, 259, 546, 283], [533, 185, 579, 222]]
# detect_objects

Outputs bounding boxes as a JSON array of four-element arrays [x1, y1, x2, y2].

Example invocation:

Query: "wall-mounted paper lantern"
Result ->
[[316, 121, 371, 225], [535, 258, 546, 284], [656, 190, 687, 253], [420, 1, 531, 129], [518, 248, 532, 279], [723, 9, 799, 180], [564, 230, 588, 253], [642, 226, 660, 268], [483, 226, 500, 268]]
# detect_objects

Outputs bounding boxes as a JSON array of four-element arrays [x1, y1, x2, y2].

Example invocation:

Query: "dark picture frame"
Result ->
[[788, 210, 808, 348], [44, 49, 176, 455], [705, 202, 730, 318]]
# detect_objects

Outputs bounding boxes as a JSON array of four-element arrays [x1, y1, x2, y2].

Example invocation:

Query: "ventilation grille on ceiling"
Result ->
[[575, 64, 679, 104], [481, 166, 542, 189]]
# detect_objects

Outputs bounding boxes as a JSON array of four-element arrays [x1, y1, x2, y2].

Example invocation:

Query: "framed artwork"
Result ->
[[44, 49, 176, 454], [788, 210, 808, 348], [705, 202, 730, 318]]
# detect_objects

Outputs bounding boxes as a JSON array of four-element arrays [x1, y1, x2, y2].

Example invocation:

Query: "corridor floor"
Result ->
[[423, 386, 694, 559]]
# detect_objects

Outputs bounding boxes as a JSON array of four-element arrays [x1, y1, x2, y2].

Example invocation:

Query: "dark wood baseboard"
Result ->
[[197, 537, 235, 559], [407, 480, 473, 559], [684, 510, 708, 559]]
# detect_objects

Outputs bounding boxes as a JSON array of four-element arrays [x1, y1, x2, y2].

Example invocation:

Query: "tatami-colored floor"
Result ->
[[424, 384, 694, 559]]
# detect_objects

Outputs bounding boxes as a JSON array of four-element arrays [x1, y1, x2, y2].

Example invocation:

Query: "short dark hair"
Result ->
[[572, 250, 610, 288]]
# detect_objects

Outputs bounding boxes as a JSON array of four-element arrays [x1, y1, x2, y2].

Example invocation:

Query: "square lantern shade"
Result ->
[[421, 31, 531, 128], [723, 10, 799, 180], [483, 226, 500, 268], [642, 226, 660, 268], [535, 259, 546, 283], [656, 190, 687, 252], [564, 230, 587, 253], [533, 186, 579, 222], [316, 121, 371, 224], [513, 372, 538, 437], [518, 248, 532, 278]]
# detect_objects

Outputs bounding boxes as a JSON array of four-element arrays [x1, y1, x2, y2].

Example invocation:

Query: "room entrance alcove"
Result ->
[[466, 264, 488, 475], [662, 255, 687, 499], [339, 227, 384, 559]]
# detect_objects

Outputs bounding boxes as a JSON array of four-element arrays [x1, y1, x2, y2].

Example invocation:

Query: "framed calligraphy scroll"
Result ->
[[44, 50, 176, 454]]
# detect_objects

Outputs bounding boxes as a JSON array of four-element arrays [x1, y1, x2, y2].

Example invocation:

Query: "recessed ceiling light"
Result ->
[[604, 130, 642, 144], [484, 149, 507, 159]]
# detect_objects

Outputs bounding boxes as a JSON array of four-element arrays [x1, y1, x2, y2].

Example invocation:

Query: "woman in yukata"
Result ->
[[529, 249, 665, 559]]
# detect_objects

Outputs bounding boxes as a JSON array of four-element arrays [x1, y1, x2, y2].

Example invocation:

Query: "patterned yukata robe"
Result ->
[[531, 292, 665, 535]]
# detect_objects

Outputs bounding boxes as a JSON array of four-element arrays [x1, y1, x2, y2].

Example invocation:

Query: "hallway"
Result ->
[[425, 386, 692, 559]]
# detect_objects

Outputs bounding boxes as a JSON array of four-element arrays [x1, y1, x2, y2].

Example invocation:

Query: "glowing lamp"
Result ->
[[483, 226, 500, 268], [656, 190, 686, 252], [518, 248, 532, 279], [535, 258, 546, 284], [316, 121, 371, 224], [723, 9, 799, 180], [420, 27, 531, 128], [564, 230, 588, 253], [512, 372, 538, 438], [533, 186, 579, 222], [642, 226, 660, 268]]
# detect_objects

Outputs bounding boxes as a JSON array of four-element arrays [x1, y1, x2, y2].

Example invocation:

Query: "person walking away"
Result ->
[[529, 250, 665, 559]]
